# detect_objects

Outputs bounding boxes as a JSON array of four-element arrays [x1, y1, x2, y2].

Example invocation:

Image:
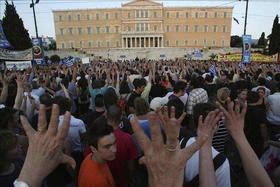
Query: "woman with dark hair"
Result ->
[[77, 77, 90, 115]]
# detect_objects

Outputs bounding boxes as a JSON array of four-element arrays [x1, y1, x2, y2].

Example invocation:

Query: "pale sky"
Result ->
[[0, 0, 279, 39]]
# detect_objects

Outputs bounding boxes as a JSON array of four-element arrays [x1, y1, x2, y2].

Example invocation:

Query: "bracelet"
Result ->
[[14, 179, 30, 187]]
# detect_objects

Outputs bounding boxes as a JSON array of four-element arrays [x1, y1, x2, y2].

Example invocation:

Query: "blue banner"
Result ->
[[32, 38, 44, 64], [0, 20, 12, 49], [242, 35, 252, 64]]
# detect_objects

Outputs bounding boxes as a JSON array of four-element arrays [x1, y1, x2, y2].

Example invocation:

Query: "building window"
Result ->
[[115, 26, 119, 33], [195, 12, 199, 18], [204, 25, 208, 32], [176, 40, 179, 47], [77, 14, 81, 21], [68, 15, 71, 21], [128, 26, 131, 32], [136, 23, 140, 31], [166, 25, 170, 32], [98, 41, 101, 47], [145, 10, 148, 18], [78, 27, 82, 35], [195, 25, 199, 32], [116, 41, 119, 47], [141, 10, 144, 17], [176, 25, 179, 32], [154, 25, 157, 31], [87, 27, 91, 34], [166, 40, 169, 47], [128, 12, 131, 19], [222, 40, 225, 46], [106, 26, 110, 33], [214, 12, 218, 18], [141, 23, 144, 31], [96, 14, 99, 20], [61, 43, 65, 49], [79, 41, 83, 48], [115, 13, 118, 19], [154, 11, 157, 18], [185, 25, 189, 32], [59, 15, 62, 21], [60, 28, 64, 35], [145, 23, 149, 31], [212, 40, 216, 46], [96, 27, 100, 34], [70, 42, 74, 48], [224, 12, 227, 18], [68, 27, 73, 35], [136, 11, 140, 18], [194, 40, 198, 45], [223, 25, 226, 32], [166, 12, 169, 18], [205, 12, 208, 18], [186, 12, 189, 18], [88, 41, 92, 48], [176, 12, 179, 18], [106, 13, 109, 20], [107, 41, 110, 47], [203, 39, 207, 46], [87, 15, 90, 20], [213, 25, 218, 32], [185, 40, 188, 46]]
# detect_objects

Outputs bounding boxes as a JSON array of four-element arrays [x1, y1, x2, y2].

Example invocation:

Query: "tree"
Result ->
[[268, 15, 280, 56], [2, 0, 32, 50], [230, 35, 242, 47], [257, 32, 266, 47], [49, 41, 57, 50]]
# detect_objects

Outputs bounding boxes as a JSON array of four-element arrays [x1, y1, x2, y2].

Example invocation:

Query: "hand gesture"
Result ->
[[217, 98, 247, 139], [130, 107, 208, 187], [19, 104, 75, 186]]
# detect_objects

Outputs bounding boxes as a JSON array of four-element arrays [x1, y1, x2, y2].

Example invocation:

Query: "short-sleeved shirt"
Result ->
[[59, 115, 86, 152], [78, 154, 115, 187], [107, 128, 138, 187], [266, 93, 280, 125]]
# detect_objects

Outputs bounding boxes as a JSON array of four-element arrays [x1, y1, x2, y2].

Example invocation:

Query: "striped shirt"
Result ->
[[212, 119, 229, 153]]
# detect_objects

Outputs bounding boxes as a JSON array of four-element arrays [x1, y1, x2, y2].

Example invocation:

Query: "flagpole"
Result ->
[[243, 0, 249, 35]]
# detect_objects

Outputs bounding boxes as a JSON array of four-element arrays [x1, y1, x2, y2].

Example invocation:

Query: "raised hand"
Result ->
[[130, 107, 212, 187], [18, 104, 75, 187]]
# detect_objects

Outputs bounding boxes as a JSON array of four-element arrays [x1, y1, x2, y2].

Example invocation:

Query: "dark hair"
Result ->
[[190, 76, 204, 88], [173, 81, 187, 93], [133, 78, 146, 89], [95, 94, 104, 108], [134, 97, 149, 116], [247, 91, 259, 104], [119, 80, 130, 94], [107, 104, 122, 124], [275, 73, 280, 82], [0, 130, 17, 162], [87, 121, 113, 149], [61, 77, 69, 88], [205, 74, 213, 83], [257, 77, 266, 86], [0, 107, 16, 130], [78, 78, 88, 91], [53, 96, 71, 115], [167, 98, 184, 119], [103, 88, 119, 109], [39, 93, 53, 108], [193, 103, 217, 129]]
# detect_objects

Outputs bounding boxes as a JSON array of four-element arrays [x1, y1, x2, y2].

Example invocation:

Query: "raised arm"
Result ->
[[0, 73, 9, 104], [14, 75, 25, 110], [218, 99, 274, 187]]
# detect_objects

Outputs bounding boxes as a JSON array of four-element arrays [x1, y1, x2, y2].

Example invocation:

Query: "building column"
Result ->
[[130, 37, 132, 48], [134, 37, 136, 48], [161, 37, 164, 48], [148, 37, 151, 48], [126, 37, 128, 48], [144, 37, 146, 48], [122, 37, 124, 48]]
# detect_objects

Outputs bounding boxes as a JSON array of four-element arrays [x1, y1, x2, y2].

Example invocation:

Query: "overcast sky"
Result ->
[[0, 0, 279, 39]]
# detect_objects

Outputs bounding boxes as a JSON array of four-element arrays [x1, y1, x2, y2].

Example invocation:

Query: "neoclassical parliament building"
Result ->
[[53, 0, 233, 50]]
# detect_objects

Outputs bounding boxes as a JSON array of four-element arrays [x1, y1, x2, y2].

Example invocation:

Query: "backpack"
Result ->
[[180, 136, 226, 187]]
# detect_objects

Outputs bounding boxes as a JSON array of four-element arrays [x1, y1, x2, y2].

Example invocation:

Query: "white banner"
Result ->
[[6, 61, 32, 70], [82, 57, 90, 64], [0, 48, 32, 61]]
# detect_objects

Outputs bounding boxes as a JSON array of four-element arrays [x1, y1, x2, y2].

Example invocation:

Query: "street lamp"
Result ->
[[30, 0, 39, 38]]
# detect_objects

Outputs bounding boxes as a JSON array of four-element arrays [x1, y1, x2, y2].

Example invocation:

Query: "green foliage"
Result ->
[[230, 35, 242, 47], [269, 15, 280, 55], [2, 1, 32, 50]]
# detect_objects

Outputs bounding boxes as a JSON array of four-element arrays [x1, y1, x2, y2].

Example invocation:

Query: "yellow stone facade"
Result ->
[[53, 0, 233, 49]]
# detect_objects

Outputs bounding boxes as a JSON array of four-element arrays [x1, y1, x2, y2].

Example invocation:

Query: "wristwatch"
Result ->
[[14, 180, 30, 187]]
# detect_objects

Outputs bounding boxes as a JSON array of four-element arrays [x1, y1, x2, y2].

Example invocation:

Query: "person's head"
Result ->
[[61, 77, 69, 89], [134, 97, 150, 116], [257, 77, 266, 86], [119, 80, 130, 95], [31, 80, 39, 90], [237, 89, 248, 101], [53, 96, 71, 115], [257, 87, 266, 98], [167, 98, 184, 119], [190, 76, 204, 89], [103, 88, 118, 110], [95, 94, 104, 108], [247, 91, 260, 104], [193, 103, 217, 129], [87, 122, 116, 162], [78, 77, 88, 90], [173, 81, 187, 96], [275, 73, 280, 82], [205, 74, 213, 83], [39, 93, 53, 109], [0, 107, 19, 131], [133, 78, 147, 93], [217, 87, 231, 104], [107, 104, 122, 126], [0, 131, 20, 170]]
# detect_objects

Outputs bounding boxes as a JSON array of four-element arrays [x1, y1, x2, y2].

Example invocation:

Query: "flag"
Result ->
[[209, 64, 217, 77], [63, 56, 75, 67], [0, 20, 12, 49], [233, 17, 239, 24], [239, 62, 245, 71]]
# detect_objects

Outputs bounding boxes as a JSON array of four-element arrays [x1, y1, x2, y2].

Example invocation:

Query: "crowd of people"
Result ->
[[0, 58, 280, 187]]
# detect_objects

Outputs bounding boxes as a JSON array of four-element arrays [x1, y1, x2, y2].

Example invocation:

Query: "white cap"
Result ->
[[150, 97, 168, 111]]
